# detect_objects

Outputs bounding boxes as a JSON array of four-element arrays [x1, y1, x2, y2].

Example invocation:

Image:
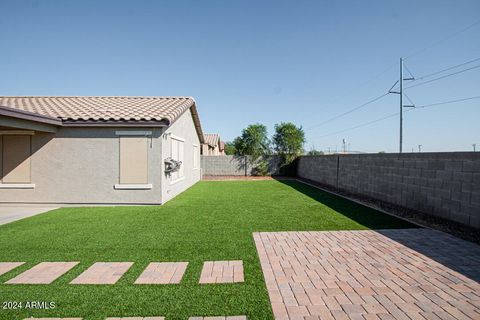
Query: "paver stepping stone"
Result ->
[[199, 260, 244, 284], [188, 317, 246, 320], [0, 262, 24, 276], [6, 262, 79, 284], [134, 262, 188, 284], [70, 262, 133, 284], [105, 317, 164, 320]]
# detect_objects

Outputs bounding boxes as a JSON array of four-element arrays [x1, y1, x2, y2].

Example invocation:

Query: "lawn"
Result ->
[[0, 180, 416, 320]]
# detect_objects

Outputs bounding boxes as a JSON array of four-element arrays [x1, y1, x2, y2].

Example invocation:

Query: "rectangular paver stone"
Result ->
[[6, 262, 79, 284], [105, 317, 164, 320], [0, 262, 24, 276], [135, 262, 188, 284], [199, 260, 244, 284], [70, 262, 133, 285]]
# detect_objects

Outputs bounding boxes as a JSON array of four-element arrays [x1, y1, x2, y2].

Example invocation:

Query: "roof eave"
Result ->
[[0, 105, 63, 126]]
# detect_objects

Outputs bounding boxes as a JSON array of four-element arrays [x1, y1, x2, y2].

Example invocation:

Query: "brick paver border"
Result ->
[[6, 262, 79, 284], [254, 229, 480, 320], [199, 260, 244, 284], [135, 262, 188, 284], [188, 317, 247, 320], [0, 262, 24, 276], [105, 317, 164, 320], [70, 262, 133, 285]]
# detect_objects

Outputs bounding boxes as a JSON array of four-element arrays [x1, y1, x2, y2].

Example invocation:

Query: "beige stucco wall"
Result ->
[[0, 127, 164, 204], [160, 109, 201, 203]]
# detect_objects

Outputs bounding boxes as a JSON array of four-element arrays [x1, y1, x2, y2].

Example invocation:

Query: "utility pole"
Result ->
[[400, 58, 403, 153], [473, 144, 477, 152], [418, 144, 422, 152], [389, 58, 415, 153]]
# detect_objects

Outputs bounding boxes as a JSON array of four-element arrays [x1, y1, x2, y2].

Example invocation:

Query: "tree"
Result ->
[[307, 149, 324, 156], [272, 122, 305, 166], [233, 124, 270, 161], [224, 142, 236, 155]]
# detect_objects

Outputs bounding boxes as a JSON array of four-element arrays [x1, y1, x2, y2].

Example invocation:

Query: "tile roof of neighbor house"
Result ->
[[0, 96, 204, 142], [204, 133, 220, 147]]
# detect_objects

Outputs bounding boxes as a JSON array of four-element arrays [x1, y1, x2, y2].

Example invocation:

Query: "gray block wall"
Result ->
[[298, 152, 480, 229], [201, 155, 280, 176]]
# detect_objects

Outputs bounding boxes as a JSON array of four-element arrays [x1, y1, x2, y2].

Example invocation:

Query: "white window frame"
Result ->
[[193, 143, 199, 170], [170, 135, 185, 184]]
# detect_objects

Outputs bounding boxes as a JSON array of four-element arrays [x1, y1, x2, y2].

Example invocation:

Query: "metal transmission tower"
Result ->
[[389, 58, 415, 153]]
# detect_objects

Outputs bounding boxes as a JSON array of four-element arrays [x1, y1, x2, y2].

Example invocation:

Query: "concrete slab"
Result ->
[[0, 205, 59, 225]]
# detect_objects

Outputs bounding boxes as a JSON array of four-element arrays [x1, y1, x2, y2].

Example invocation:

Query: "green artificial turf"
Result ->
[[0, 180, 415, 320]]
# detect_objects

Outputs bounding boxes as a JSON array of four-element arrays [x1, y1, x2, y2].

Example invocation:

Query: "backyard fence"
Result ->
[[201, 155, 280, 176], [297, 152, 480, 229]]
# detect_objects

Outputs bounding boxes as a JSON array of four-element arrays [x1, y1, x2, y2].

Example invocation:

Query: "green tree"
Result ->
[[233, 124, 270, 161], [224, 142, 237, 155], [307, 149, 324, 156], [272, 122, 305, 166]]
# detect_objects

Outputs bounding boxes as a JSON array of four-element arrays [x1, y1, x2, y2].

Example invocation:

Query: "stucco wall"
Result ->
[[0, 127, 164, 204], [297, 153, 480, 229], [160, 109, 201, 203]]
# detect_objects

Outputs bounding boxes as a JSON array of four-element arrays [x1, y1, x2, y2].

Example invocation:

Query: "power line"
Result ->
[[316, 95, 480, 138], [317, 112, 398, 138], [415, 95, 480, 109], [413, 57, 480, 81], [405, 64, 480, 89], [405, 18, 480, 60], [306, 92, 390, 130]]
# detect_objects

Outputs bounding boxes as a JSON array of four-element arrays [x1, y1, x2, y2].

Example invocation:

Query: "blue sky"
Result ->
[[1, 0, 479, 153]]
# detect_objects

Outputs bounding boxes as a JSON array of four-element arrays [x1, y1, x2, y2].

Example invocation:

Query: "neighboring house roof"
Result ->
[[0, 96, 204, 143], [204, 133, 220, 147]]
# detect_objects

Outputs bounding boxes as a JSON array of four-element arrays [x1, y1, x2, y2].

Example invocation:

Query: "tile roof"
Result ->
[[204, 133, 220, 147], [0, 96, 194, 122], [0, 96, 205, 142]]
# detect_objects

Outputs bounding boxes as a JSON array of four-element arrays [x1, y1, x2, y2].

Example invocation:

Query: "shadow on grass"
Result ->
[[275, 178, 480, 282], [275, 178, 417, 230]]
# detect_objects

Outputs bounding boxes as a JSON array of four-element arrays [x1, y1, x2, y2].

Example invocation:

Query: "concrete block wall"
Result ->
[[201, 155, 280, 176], [298, 152, 480, 229]]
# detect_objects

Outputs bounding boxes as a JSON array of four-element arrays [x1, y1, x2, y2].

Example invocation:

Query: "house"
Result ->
[[0, 96, 204, 205], [201, 133, 225, 156]]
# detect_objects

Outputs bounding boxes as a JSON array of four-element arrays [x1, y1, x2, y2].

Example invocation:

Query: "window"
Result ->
[[119, 135, 148, 185], [171, 136, 185, 182], [193, 144, 199, 169], [1, 135, 32, 184]]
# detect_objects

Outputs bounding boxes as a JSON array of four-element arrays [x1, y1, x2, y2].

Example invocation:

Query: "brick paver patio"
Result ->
[[70, 262, 133, 285], [199, 260, 244, 284], [6, 262, 79, 284], [0, 262, 24, 276], [254, 229, 480, 320], [134, 262, 188, 284], [188, 317, 247, 320]]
